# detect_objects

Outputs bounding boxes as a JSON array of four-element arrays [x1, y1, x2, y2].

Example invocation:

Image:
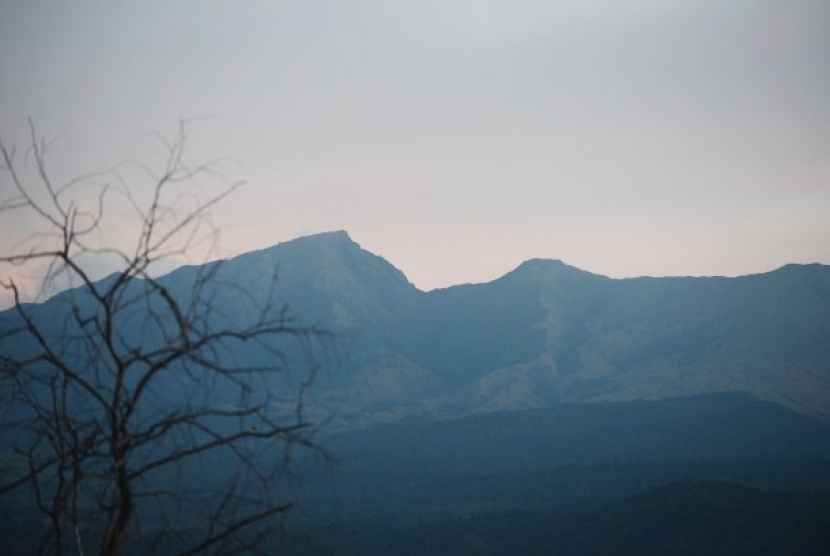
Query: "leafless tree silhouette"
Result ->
[[0, 121, 328, 555]]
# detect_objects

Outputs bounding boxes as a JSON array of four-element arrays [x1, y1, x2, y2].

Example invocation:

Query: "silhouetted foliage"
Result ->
[[0, 121, 327, 555]]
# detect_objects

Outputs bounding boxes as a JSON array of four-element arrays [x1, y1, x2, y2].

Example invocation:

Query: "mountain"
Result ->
[[4, 231, 830, 552], [200, 231, 830, 424], [3, 231, 830, 425]]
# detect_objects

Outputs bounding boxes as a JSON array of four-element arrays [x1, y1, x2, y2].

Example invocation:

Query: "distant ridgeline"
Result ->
[[3, 231, 830, 555], [3, 230, 830, 426]]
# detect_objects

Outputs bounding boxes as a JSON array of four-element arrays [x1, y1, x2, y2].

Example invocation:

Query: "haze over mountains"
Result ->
[[152, 230, 830, 426], [175, 230, 830, 554], [4, 230, 830, 554], [6, 230, 828, 428]]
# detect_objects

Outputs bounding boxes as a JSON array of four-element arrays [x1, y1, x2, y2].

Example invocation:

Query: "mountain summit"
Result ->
[[186, 232, 830, 423], [4, 231, 830, 425]]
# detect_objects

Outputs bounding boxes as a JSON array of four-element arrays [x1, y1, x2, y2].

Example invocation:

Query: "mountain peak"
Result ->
[[505, 258, 602, 283], [290, 229, 356, 247], [516, 258, 569, 270], [771, 262, 828, 275]]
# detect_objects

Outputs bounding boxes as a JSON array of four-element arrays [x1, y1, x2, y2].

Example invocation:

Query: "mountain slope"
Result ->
[[2, 231, 829, 423]]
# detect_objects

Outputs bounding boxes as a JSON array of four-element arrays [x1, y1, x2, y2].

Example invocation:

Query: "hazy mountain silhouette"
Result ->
[[4, 230, 830, 425], [5, 231, 830, 553], [209, 231, 829, 424]]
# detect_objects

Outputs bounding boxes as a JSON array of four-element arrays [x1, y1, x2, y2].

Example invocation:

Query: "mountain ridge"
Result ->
[[246, 230, 830, 288], [3, 231, 829, 425], [201, 232, 830, 422]]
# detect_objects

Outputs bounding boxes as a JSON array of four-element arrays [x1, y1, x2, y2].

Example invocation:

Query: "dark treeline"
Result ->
[[277, 481, 830, 556]]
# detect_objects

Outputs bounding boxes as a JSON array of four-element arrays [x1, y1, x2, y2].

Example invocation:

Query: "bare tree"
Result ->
[[0, 121, 327, 555]]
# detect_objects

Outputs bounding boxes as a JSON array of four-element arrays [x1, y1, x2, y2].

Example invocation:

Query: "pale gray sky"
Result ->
[[2, 0, 829, 295]]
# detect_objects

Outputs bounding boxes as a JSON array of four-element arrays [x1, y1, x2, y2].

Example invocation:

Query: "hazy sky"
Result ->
[[2, 0, 829, 293]]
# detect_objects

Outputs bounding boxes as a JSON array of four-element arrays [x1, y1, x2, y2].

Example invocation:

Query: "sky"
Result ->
[[1, 0, 829, 300]]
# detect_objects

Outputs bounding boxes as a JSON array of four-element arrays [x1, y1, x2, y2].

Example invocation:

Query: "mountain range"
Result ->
[[4, 230, 830, 554], [3, 229, 829, 428], [150, 230, 830, 426]]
